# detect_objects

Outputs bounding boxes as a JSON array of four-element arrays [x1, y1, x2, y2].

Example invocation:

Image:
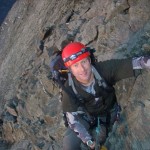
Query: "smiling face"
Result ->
[[70, 57, 93, 85]]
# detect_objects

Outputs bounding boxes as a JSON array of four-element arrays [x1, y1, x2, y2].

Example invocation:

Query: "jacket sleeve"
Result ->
[[66, 112, 92, 143], [97, 58, 135, 85], [98, 57, 150, 85]]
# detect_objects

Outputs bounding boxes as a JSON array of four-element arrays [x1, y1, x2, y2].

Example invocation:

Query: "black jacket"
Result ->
[[62, 58, 134, 116]]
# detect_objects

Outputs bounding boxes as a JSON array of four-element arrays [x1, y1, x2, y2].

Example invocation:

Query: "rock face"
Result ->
[[0, 0, 150, 149]]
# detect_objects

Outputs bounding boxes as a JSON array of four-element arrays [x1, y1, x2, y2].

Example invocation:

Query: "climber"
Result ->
[[59, 42, 150, 150]]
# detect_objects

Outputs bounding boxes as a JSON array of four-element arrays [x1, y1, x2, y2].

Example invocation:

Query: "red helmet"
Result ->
[[62, 42, 90, 67]]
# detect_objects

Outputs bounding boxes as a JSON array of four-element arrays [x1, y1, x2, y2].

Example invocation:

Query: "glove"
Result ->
[[132, 56, 150, 69]]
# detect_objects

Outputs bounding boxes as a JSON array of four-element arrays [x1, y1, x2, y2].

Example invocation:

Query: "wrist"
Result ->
[[86, 140, 94, 147]]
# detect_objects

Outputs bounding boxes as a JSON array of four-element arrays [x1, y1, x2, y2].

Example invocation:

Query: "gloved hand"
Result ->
[[140, 56, 150, 69], [132, 56, 150, 69]]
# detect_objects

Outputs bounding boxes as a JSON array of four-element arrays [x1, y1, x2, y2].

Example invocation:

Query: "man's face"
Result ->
[[70, 57, 93, 84]]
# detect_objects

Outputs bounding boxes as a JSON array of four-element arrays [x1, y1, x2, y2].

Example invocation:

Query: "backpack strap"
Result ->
[[92, 66, 108, 89], [68, 73, 78, 95], [68, 73, 85, 103]]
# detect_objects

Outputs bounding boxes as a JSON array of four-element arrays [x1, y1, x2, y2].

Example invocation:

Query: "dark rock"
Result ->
[[0, 140, 12, 150], [42, 25, 55, 41], [2, 111, 17, 123]]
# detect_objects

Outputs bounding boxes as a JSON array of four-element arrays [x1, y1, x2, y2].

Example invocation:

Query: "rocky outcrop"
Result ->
[[0, 0, 150, 149]]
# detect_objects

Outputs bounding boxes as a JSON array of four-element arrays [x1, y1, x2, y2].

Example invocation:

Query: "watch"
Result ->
[[86, 140, 94, 147]]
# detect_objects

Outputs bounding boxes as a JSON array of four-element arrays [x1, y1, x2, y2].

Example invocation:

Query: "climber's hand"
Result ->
[[132, 56, 150, 69]]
